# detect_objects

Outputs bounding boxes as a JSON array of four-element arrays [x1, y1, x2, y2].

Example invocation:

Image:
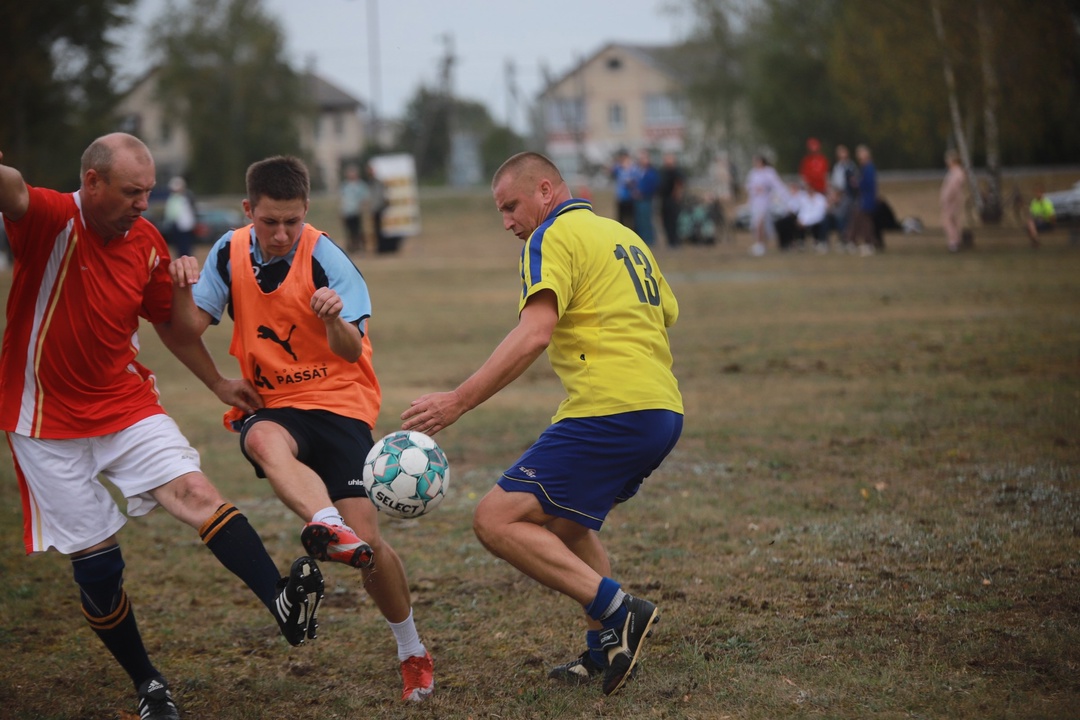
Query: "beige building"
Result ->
[[539, 42, 696, 177], [115, 69, 368, 193]]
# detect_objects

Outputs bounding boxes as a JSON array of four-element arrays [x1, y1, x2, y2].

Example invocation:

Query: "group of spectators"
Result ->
[[747, 139, 883, 257], [610, 149, 725, 249]]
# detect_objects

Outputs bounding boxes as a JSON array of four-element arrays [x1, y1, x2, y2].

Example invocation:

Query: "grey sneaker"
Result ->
[[548, 651, 603, 684], [599, 595, 660, 696], [136, 676, 180, 720], [274, 556, 324, 645]]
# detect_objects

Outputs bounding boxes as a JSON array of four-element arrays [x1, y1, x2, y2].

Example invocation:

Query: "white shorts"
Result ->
[[8, 414, 202, 555]]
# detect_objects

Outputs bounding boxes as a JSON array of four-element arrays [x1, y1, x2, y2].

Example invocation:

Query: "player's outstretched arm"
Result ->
[[401, 290, 557, 435], [0, 151, 30, 221], [154, 322, 263, 414]]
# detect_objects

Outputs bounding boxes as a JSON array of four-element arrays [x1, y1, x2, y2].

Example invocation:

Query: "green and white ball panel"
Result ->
[[363, 430, 450, 519]]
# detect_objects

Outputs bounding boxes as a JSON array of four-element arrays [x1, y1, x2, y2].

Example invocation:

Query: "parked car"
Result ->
[[193, 207, 245, 243], [1044, 181, 1080, 223], [146, 200, 244, 245]]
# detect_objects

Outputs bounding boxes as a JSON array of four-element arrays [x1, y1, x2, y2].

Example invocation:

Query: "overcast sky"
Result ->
[[122, 0, 690, 133]]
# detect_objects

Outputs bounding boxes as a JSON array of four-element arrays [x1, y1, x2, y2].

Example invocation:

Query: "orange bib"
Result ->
[[224, 224, 380, 430]]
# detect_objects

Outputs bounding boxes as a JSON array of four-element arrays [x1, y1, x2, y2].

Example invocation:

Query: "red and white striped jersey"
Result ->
[[1, 186, 173, 438]]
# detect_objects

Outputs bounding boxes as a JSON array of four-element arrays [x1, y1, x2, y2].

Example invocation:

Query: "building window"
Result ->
[[606, 56, 622, 71], [608, 102, 624, 133], [334, 112, 344, 137], [161, 119, 172, 143], [117, 113, 140, 136], [644, 94, 685, 127], [545, 97, 585, 133]]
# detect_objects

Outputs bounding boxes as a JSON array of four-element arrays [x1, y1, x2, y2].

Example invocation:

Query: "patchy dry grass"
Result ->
[[1, 174, 1078, 719]]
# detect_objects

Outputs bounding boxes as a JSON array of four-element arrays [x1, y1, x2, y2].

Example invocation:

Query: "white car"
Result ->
[[1044, 181, 1080, 222]]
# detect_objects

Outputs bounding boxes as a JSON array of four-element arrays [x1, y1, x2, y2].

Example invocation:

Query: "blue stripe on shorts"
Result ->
[[498, 409, 682, 530]]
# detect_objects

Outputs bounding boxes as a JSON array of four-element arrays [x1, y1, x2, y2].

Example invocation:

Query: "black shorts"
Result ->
[[238, 408, 374, 501]]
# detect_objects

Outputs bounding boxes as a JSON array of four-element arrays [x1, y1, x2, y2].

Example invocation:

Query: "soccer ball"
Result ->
[[363, 430, 449, 519]]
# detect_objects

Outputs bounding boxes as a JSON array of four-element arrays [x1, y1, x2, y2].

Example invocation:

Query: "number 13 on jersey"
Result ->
[[613, 244, 661, 306]]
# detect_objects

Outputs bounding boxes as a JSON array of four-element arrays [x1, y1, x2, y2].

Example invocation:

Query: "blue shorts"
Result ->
[[238, 408, 373, 502], [498, 409, 683, 530]]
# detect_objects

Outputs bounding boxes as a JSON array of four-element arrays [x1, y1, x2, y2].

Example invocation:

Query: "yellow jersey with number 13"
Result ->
[[519, 198, 682, 423]]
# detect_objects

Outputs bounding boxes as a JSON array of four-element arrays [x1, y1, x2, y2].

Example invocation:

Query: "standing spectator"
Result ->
[[850, 144, 878, 255], [339, 164, 369, 254], [745, 152, 789, 256], [1026, 184, 1055, 248], [163, 176, 197, 258], [829, 144, 859, 251], [798, 137, 829, 195], [633, 149, 659, 246], [611, 151, 636, 230], [367, 163, 400, 254], [0, 134, 322, 720], [167, 155, 435, 702], [940, 150, 967, 253], [657, 152, 685, 248], [401, 152, 681, 697]]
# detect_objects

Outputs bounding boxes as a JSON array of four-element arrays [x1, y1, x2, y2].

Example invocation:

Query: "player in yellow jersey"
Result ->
[[402, 151, 683, 696]]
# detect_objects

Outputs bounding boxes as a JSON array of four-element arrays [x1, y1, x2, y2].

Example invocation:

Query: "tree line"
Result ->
[[1, 0, 1077, 193], [679, 0, 1080, 178]]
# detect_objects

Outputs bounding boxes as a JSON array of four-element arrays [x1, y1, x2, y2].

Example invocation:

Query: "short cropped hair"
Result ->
[[492, 151, 563, 190], [246, 156, 310, 205], [81, 133, 152, 182]]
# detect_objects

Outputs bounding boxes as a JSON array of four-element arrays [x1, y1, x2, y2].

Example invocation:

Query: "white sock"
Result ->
[[388, 609, 426, 661], [601, 589, 627, 621], [311, 506, 345, 527]]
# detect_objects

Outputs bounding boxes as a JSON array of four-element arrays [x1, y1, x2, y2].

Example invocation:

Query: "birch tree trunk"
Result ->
[[977, 0, 1003, 222], [931, 0, 984, 216]]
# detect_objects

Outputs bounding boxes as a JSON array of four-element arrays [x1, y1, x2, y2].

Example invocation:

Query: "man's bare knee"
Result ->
[[154, 472, 225, 523]]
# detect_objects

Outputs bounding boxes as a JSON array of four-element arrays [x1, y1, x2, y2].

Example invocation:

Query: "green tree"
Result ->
[[829, 0, 1080, 168], [397, 88, 520, 184], [147, 0, 308, 194], [0, 0, 136, 188], [398, 87, 450, 183], [680, 0, 1080, 169], [480, 126, 526, 179], [741, 0, 862, 172], [680, 22, 746, 158]]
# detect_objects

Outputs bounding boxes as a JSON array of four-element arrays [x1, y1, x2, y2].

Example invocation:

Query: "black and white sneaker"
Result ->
[[599, 595, 660, 696], [274, 556, 324, 645], [548, 651, 603, 684], [136, 676, 180, 720]]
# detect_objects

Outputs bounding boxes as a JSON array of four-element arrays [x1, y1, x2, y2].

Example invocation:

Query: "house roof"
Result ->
[[118, 65, 365, 112], [538, 40, 721, 98], [304, 71, 365, 112]]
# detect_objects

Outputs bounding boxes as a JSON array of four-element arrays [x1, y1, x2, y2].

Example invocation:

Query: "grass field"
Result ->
[[1, 173, 1078, 719]]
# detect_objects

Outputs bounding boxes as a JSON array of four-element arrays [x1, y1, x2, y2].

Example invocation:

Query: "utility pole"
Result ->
[[504, 58, 520, 132], [367, 0, 382, 148], [439, 32, 456, 140], [412, 33, 457, 181]]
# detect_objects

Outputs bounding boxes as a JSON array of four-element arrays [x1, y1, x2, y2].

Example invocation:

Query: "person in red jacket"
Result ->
[[799, 137, 829, 195]]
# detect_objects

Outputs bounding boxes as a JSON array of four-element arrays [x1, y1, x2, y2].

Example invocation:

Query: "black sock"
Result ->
[[199, 503, 282, 612], [72, 545, 159, 688]]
